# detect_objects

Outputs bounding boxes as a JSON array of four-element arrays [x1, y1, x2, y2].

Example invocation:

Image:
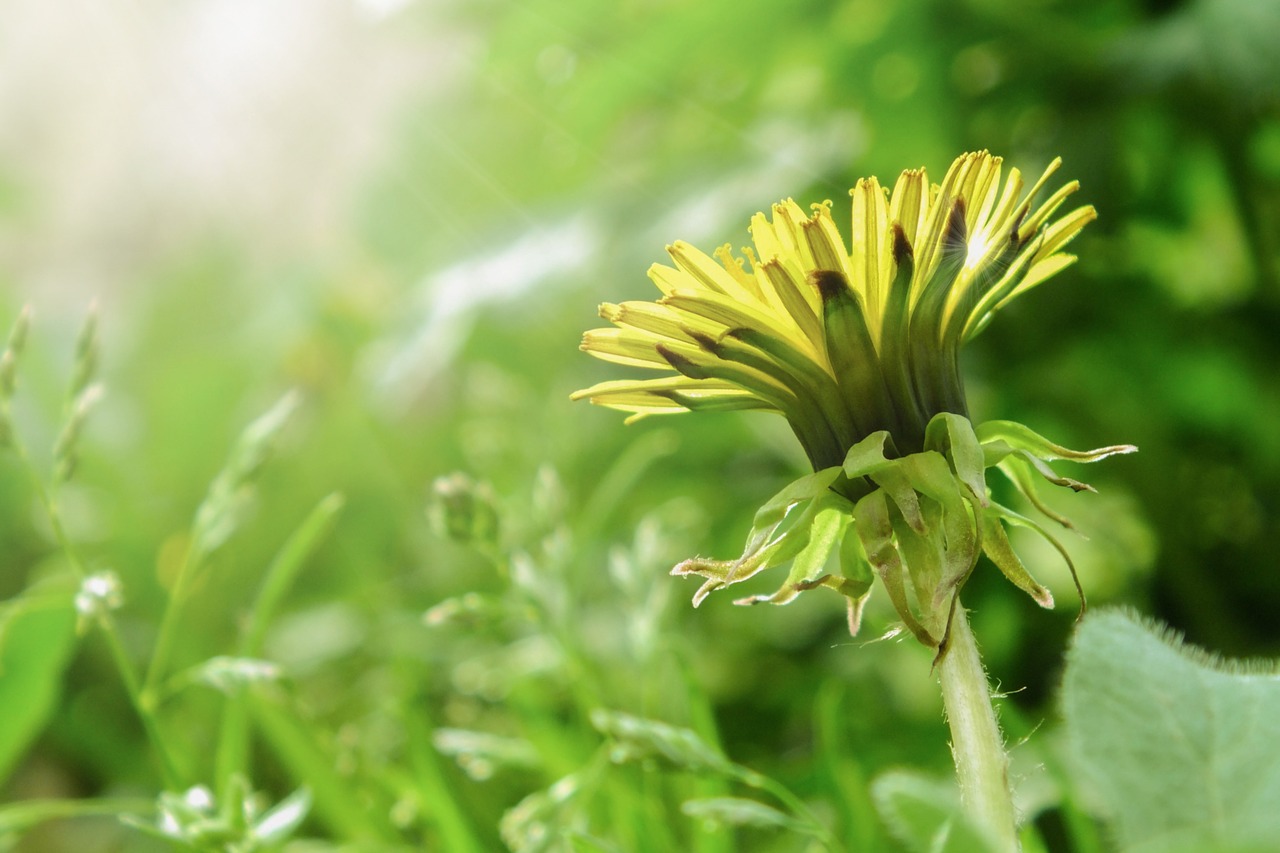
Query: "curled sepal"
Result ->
[[746, 466, 844, 543], [870, 465, 927, 535], [842, 430, 895, 478], [995, 454, 1077, 530], [732, 504, 880, 630], [732, 505, 847, 606], [670, 467, 847, 606], [980, 512, 1054, 609], [976, 420, 1138, 464], [854, 489, 938, 647], [1009, 448, 1096, 493], [990, 500, 1085, 615], [924, 412, 988, 507], [887, 500, 943, 623], [976, 417, 1136, 562], [899, 452, 982, 611], [829, 522, 877, 636]]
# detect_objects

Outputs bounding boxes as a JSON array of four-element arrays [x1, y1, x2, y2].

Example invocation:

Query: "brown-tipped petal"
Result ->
[[801, 204, 856, 288], [888, 168, 929, 254], [756, 259, 825, 350], [661, 289, 818, 360], [581, 329, 698, 369], [811, 269, 898, 441]]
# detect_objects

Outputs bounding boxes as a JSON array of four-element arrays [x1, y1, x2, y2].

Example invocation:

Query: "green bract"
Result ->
[[673, 414, 1134, 645], [574, 152, 1134, 644]]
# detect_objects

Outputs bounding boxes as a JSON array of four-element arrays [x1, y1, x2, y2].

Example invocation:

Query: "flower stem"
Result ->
[[936, 602, 1018, 852]]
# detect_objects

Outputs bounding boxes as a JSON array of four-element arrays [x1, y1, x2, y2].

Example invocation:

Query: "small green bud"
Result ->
[[190, 391, 299, 561], [5, 304, 31, 355], [68, 302, 99, 402], [429, 473, 500, 547], [0, 350, 16, 401], [0, 305, 32, 401], [74, 569, 124, 634], [52, 383, 104, 484]]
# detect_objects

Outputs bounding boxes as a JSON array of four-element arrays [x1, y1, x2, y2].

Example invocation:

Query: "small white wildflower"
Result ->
[[183, 785, 215, 811], [74, 571, 123, 628], [158, 805, 183, 836], [194, 656, 283, 694]]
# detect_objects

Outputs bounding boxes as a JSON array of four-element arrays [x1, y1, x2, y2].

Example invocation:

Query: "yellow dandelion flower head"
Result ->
[[574, 151, 1096, 471]]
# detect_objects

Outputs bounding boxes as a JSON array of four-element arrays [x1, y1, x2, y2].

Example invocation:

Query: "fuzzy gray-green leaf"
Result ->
[[872, 770, 998, 853], [1063, 610, 1280, 852]]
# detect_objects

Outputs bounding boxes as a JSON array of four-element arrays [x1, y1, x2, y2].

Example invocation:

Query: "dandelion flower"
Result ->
[[574, 151, 1133, 647]]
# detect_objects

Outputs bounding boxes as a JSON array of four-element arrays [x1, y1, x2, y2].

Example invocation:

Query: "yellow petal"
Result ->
[[769, 199, 812, 268], [662, 289, 819, 360], [580, 328, 702, 369], [969, 155, 1003, 235], [1020, 180, 1081, 241], [802, 203, 857, 293], [607, 300, 722, 340], [572, 374, 738, 402], [996, 253, 1079, 310], [1028, 204, 1095, 264], [850, 178, 888, 326], [667, 241, 760, 305], [756, 258, 826, 355], [647, 263, 696, 296], [888, 168, 928, 257]]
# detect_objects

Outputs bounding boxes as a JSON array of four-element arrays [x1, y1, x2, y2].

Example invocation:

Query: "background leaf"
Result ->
[[680, 797, 804, 832], [871, 769, 997, 853], [0, 594, 78, 783], [1062, 609, 1280, 852]]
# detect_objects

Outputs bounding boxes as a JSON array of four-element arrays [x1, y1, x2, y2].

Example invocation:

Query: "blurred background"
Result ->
[[1, 0, 1278, 850]]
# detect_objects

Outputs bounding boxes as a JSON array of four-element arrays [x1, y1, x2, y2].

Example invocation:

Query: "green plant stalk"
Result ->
[[216, 492, 345, 799], [399, 687, 488, 853], [0, 797, 156, 834], [736, 767, 846, 852], [814, 680, 881, 851], [8, 430, 182, 789], [250, 693, 399, 843], [141, 545, 199, 708], [937, 602, 1018, 853]]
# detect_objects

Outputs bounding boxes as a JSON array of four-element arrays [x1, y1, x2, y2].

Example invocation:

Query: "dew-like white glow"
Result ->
[[965, 234, 987, 270]]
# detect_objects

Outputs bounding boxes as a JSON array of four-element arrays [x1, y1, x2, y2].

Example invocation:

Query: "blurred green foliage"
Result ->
[[0, 0, 1277, 850]]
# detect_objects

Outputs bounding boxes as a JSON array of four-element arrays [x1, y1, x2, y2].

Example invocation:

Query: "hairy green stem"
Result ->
[[937, 602, 1018, 852]]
